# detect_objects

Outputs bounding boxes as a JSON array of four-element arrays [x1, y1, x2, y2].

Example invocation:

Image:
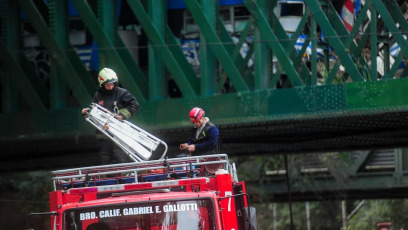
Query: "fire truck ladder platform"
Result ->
[[84, 103, 168, 162], [51, 154, 237, 191]]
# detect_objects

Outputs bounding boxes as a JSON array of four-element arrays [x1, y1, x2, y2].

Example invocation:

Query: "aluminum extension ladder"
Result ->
[[84, 103, 168, 162]]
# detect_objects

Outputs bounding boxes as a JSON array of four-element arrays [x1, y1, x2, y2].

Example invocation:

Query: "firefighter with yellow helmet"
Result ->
[[82, 67, 139, 121], [82, 67, 140, 163]]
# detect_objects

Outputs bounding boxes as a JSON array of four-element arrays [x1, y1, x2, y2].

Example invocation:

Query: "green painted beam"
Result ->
[[386, 52, 404, 79], [71, 0, 147, 102], [148, 0, 167, 100], [185, 0, 250, 92], [305, 0, 364, 82], [54, 0, 97, 105], [1, 1, 50, 110], [346, 79, 408, 110], [310, 17, 318, 85], [289, 36, 311, 85], [0, 40, 47, 110], [388, 0, 408, 33], [370, 5, 377, 81], [346, 151, 371, 175], [165, 25, 199, 89], [253, 0, 271, 90], [1, 0, 21, 113], [244, 0, 304, 87], [268, 3, 311, 83], [199, 0, 217, 96], [217, 18, 254, 91], [15, 49, 50, 107], [17, 0, 92, 107], [97, 0, 147, 99], [228, 20, 252, 69], [382, 2, 391, 77], [372, 0, 408, 59], [2, 77, 408, 136], [49, 0, 69, 109], [99, 0, 115, 40], [326, 0, 370, 83], [394, 149, 403, 176], [127, 0, 198, 98], [138, 78, 408, 128]]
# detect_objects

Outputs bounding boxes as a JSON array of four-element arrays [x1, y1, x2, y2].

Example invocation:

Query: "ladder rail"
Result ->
[[51, 154, 233, 190], [85, 103, 168, 162], [52, 154, 229, 176]]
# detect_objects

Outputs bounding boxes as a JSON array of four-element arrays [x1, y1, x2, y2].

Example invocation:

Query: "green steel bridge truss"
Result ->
[[1, 0, 408, 199]]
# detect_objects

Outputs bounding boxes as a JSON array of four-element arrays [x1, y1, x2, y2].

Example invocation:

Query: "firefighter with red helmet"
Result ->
[[82, 67, 140, 163], [180, 107, 221, 155]]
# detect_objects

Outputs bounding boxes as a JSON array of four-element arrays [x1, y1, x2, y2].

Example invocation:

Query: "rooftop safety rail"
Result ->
[[51, 154, 237, 191]]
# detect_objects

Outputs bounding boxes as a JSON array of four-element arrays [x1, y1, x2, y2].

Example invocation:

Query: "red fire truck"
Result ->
[[27, 104, 256, 229], [43, 154, 256, 230]]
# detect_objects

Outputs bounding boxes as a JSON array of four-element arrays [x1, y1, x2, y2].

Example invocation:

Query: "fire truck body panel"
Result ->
[[43, 106, 256, 230], [54, 191, 222, 230], [49, 155, 253, 230]]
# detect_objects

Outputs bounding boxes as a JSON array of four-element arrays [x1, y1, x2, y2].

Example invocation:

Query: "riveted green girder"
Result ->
[[199, 0, 217, 95], [1, 0, 49, 111], [245, 0, 304, 87], [49, 0, 69, 109], [17, 0, 93, 107], [0, 39, 48, 110], [185, 0, 250, 92], [263, 0, 312, 85], [127, 0, 199, 98], [306, 0, 365, 82], [218, 17, 255, 91], [148, 0, 167, 100], [1, 0, 408, 141], [372, 0, 408, 57], [71, 0, 147, 102]]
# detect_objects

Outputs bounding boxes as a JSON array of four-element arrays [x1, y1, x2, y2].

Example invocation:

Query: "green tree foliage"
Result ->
[[253, 201, 344, 230], [347, 199, 408, 230], [0, 171, 52, 229]]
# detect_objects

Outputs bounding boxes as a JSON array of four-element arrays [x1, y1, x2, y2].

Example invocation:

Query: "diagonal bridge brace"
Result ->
[[305, 0, 364, 82], [326, 0, 371, 83], [127, 0, 199, 98], [372, 0, 408, 60], [184, 0, 250, 92], [244, 0, 304, 87], [17, 0, 92, 106], [0, 39, 48, 110], [71, 0, 147, 102], [268, 5, 312, 85], [217, 17, 255, 90]]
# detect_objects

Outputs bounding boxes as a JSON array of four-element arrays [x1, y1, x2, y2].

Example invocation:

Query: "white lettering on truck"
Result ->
[[79, 203, 199, 221], [99, 209, 121, 218], [79, 212, 96, 220], [163, 203, 198, 212], [123, 206, 153, 216]]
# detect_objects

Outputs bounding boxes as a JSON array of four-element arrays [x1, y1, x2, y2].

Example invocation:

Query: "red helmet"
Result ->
[[189, 107, 205, 123]]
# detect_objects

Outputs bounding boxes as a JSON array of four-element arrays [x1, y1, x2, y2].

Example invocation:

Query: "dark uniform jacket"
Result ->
[[188, 121, 221, 155], [93, 86, 139, 120]]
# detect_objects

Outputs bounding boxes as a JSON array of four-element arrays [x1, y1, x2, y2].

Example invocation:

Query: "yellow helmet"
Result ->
[[98, 68, 118, 87]]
